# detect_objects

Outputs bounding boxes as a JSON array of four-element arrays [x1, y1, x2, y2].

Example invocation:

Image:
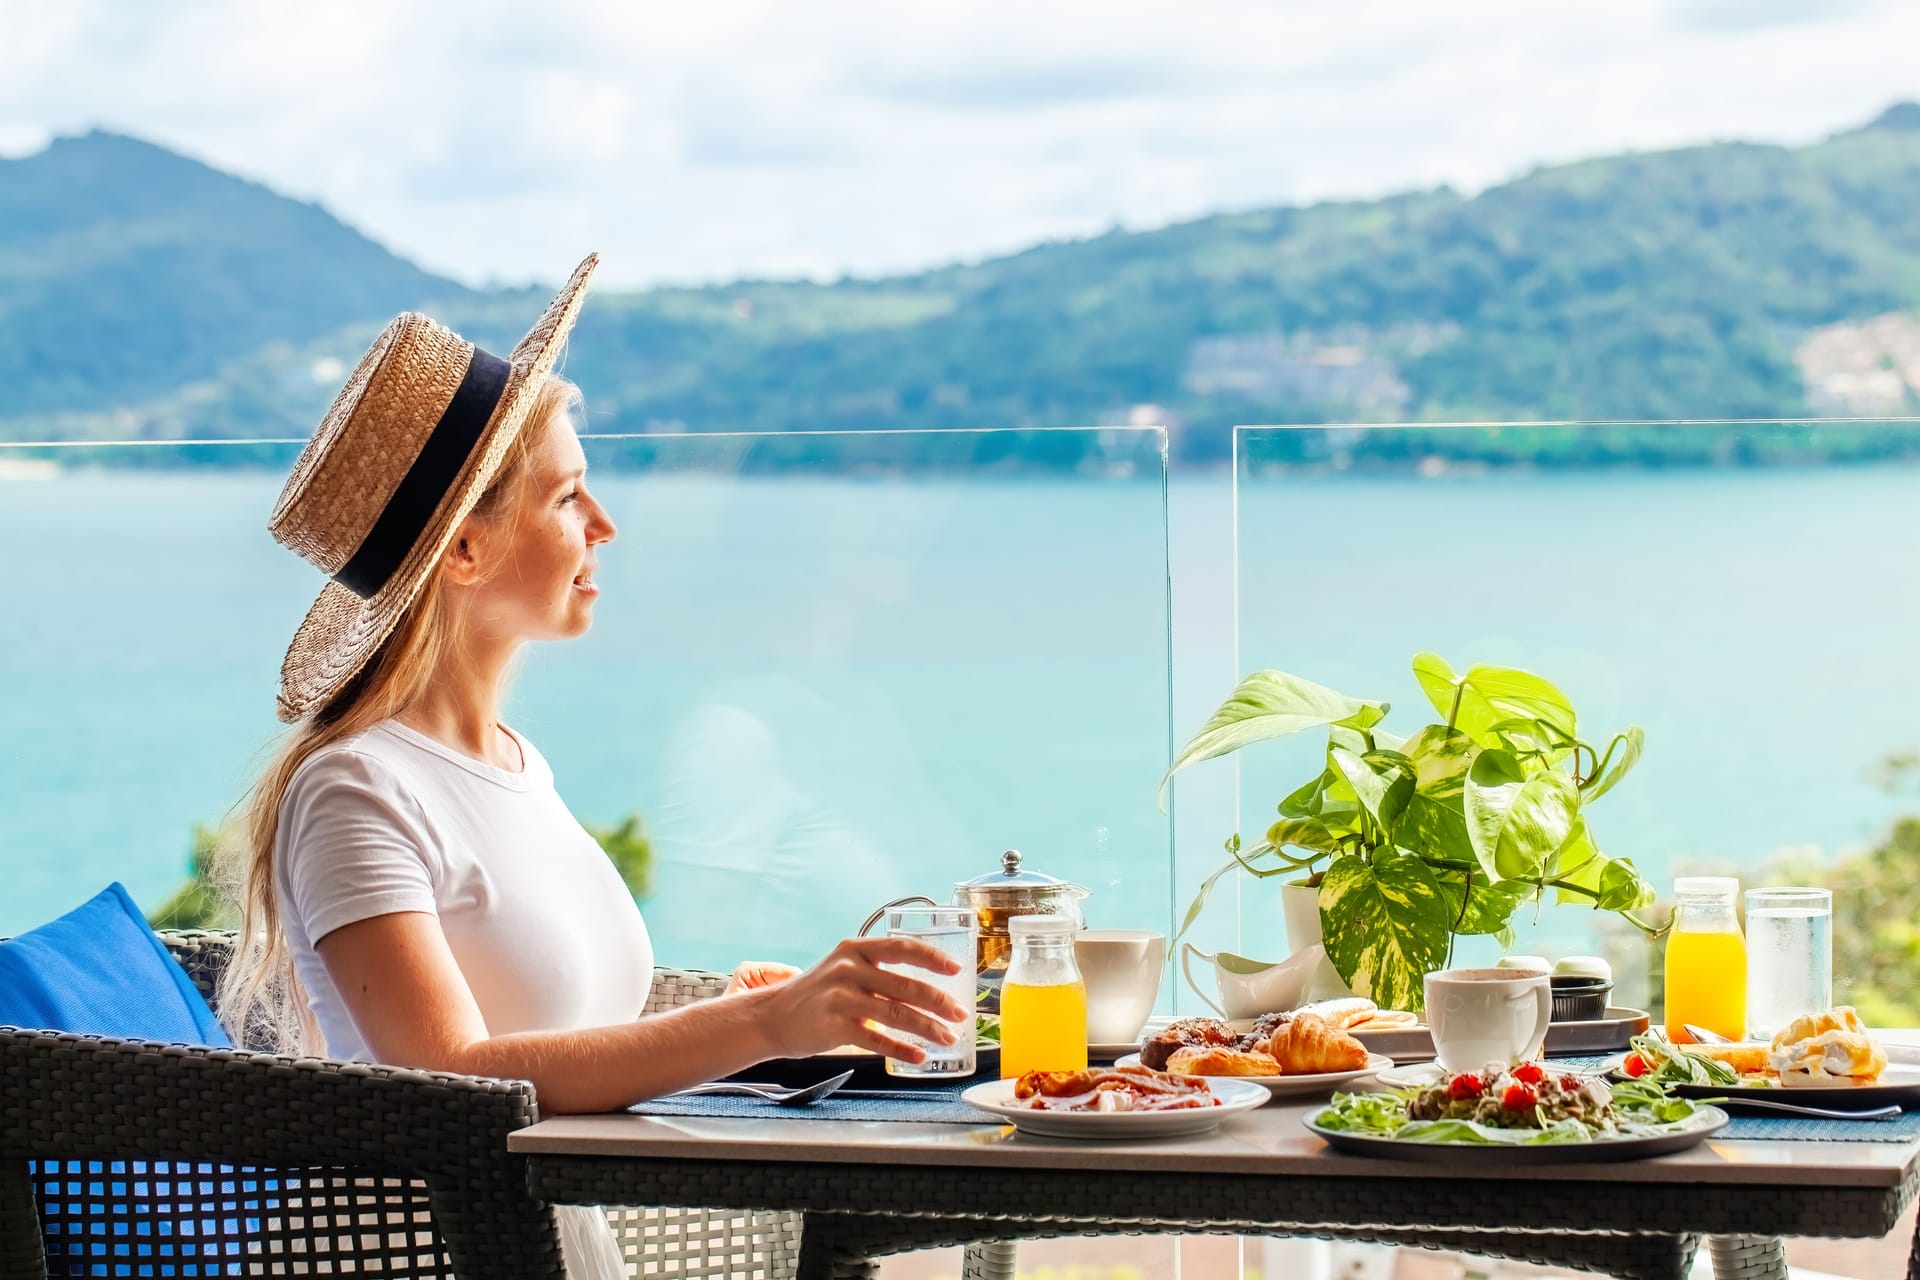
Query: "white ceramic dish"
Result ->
[[1598, 1055, 1920, 1110], [960, 1076, 1269, 1139], [1114, 1052, 1390, 1098]]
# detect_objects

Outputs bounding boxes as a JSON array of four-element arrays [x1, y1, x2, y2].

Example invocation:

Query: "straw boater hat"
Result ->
[[267, 253, 598, 724]]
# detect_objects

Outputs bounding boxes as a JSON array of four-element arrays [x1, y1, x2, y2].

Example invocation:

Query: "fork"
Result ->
[[658, 1068, 858, 1108], [1702, 1096, 1901, 1121]]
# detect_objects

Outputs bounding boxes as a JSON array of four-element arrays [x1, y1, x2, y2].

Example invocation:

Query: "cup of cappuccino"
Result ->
[[1423, 967, 1552, 1071]]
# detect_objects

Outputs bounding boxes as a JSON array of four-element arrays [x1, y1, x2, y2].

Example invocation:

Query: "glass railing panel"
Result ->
[[0, 429, 1174, 992], [1228, 419, 1920, 1012]]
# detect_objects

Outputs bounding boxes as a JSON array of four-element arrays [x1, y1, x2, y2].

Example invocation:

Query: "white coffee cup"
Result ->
[[1424, 967, 1552, 1071], [1075, 929, 1166, 1044]]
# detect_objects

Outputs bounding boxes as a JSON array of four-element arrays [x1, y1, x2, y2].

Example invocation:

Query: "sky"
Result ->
[[5, 0, 1919, 291]]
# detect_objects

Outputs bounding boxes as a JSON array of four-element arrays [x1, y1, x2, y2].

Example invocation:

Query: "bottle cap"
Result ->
[[1673, 875, 1739, 901], [1009, 914, 1078, 939]]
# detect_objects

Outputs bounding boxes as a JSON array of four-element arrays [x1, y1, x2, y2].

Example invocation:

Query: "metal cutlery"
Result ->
[[1703, 1095, 1901, 1121], [661, 1068, 858, 1107]]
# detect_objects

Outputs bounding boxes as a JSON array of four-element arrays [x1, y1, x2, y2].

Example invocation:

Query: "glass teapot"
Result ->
[[860, 849, 1090, 1003]]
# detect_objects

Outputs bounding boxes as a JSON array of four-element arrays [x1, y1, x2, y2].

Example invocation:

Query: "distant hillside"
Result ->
[[5, 109, 1920, 466], [0, 130, 468, 419]]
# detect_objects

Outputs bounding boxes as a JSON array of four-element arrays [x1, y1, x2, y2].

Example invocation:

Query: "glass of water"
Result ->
[[1745, 887, 1833, 1041], [883, 906, 978, 1078]]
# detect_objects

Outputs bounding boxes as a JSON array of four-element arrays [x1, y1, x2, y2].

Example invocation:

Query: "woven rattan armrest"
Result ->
[[0, 1026, 564, 1279]]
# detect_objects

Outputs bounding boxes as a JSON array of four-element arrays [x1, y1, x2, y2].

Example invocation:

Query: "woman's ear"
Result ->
[[441, 517, 487, 586]]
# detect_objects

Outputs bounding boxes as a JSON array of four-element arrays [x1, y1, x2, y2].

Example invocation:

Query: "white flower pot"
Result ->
[[1281, 882, 1356, 1002]]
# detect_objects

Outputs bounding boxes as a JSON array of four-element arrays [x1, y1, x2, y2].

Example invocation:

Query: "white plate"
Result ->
[[1373, 1061, 1446, 1090], [960, 1076, 1269, 1139], [1115, 1052, 1391, 1098]]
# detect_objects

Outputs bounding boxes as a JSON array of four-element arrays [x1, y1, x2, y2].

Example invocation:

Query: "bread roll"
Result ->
[[1293, 997, 1379, 1030]]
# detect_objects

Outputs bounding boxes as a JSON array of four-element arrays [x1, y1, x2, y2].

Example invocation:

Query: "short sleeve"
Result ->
[[278, 748, 441, 945]]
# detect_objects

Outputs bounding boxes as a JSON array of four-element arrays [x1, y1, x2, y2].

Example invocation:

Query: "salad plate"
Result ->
[[962, 1077, 1269, 1139], [1307, 1107, 1729, 1164], [1116, 1051, 1391, 1098], [1308, 1063, 1729, 1163], [1605, 1051, 1920, 1110]]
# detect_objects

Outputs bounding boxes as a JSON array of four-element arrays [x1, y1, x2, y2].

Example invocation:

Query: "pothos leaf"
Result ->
[[1463, 748, 1580, 883], [1555, 846, 1657, 912], [1412, 653, 1578, 749], [1397, 726, 1478, 865], [1584, 726, 1645, 803], [1319, 851, 1452, 1012], [1265, 817, 1343, 856], [1330, 747, 1416, 841], [1433, 868, 1535, 936], [1160, 670, 1384, 806]]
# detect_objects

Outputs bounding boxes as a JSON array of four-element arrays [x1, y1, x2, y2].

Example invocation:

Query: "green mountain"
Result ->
[[6, 109, 1920, 465], [0, 130, 467, 420]]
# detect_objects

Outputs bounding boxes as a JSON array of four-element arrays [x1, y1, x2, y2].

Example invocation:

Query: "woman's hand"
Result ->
[[747, 937, 968, 1063], [725, 961, 802, 995]]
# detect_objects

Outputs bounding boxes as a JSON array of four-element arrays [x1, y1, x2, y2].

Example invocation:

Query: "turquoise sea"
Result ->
[[2, 455, 1916, 1006]]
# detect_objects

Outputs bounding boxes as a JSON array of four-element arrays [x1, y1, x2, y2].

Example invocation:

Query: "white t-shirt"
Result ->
[[275, 718, 655, 1062], [276, 719, 651, 1279]]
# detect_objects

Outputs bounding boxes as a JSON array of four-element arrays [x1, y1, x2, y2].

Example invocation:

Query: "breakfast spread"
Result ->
[[1013, 1065, 1218, 1112]]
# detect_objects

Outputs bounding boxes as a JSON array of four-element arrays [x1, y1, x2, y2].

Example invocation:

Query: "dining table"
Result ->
[[510, 1057, 1920, 1280]]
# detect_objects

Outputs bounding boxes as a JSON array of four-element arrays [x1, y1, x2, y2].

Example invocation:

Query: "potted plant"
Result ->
[[1161, 652, 1662, 1012]]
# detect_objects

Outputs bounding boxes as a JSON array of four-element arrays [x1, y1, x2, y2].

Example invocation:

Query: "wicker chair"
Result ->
[[0, 930, 861, 1278], [607, 968, 803, 1277], [0, 929, 566, 1278]]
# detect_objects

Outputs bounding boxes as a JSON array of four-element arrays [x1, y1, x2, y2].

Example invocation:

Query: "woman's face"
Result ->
[[457, 412, 617, 646]]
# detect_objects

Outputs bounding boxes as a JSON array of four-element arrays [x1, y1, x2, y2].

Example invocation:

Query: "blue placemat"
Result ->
[[1720, 1111, 1920, 1142], [631, 1081, 984, 1125]]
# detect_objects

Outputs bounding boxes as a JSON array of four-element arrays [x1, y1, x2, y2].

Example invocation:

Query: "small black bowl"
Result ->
[[1550, 975, 1613, 1022]]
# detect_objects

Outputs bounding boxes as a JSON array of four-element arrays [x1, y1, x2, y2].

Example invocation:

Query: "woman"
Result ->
[[217, 255, 963, 1277]]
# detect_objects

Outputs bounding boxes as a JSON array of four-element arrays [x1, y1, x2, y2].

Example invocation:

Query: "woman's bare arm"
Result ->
[[316, 911, 965, 1114]]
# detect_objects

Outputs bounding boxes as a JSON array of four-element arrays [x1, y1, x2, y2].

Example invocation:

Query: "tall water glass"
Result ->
[[1745, 887, 1833, 1041], [884, 906, 978, 1078]]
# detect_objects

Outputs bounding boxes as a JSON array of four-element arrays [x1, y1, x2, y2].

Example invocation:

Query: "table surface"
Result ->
[[514, 1029, 1920, 1187], [510, 1093, 1920, 1187]]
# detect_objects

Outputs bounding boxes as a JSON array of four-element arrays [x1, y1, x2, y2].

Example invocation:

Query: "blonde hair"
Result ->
[[215, 374, 582, 1052]]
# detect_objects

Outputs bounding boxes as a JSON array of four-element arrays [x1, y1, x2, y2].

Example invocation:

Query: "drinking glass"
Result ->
[[884, 906, 978, 1078], [1745, 887, 1833, 1041]]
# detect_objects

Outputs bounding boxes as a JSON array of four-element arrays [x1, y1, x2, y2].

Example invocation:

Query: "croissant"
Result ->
[[1140, 1016, 1239, 1070], [1166, 1046, 1281, 1077], [1259, 1011, 1369, 1074]]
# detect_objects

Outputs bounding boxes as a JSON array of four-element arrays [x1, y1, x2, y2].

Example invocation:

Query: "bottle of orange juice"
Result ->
[[1665, 876, 1746, 1043], [999, 915, 1088, 1078]]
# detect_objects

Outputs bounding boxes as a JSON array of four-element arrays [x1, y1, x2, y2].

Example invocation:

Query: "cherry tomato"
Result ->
[[1510, 1061, 1546, 1085], [1622, 1053, 1649, 1078], [1501, 1083, 1539, 1111]]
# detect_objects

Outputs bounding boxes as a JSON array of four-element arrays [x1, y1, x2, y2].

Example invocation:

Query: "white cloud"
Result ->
[[2, 0, 1915, 288]]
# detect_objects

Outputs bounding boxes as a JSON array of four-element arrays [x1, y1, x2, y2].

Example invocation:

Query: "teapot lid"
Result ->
[[956, 849, 1084, 897]]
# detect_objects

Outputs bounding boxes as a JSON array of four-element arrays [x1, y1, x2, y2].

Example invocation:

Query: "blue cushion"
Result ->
[[0, 882, 230, 1046]]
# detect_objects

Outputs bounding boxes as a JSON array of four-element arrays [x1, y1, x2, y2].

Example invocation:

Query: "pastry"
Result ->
[[1166, 1045, 1281, 1077], [1140, 1016, 1238, 1071], [1769, 1007, 1887, 1085], [1260, 1011, 1370, 1073], [1292, 997, 1380, 1030]]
